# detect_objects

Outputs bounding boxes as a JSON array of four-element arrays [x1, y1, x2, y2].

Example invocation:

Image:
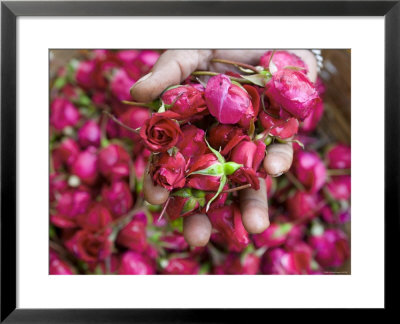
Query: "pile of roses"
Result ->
[[49, 49, 350, 275]]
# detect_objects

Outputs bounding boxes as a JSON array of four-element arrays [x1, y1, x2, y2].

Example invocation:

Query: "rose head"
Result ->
[[78, 120, 101, 148], [101, 181, 133, 218], [161, 85, 207, 119], [116, 216, 148, 253], [260, 50, 308, 74], [160, 257, 199, 275], [309, 228, 350, 268], [160, 231, 189, 251], [118, 251, 155, 275], [265, 69, 321, 121], [75, 60, 96, 89], [205, 74, 255, 125], [176, 125, 208, 163], [286, 190, 319, 221], [110, 68, 136, 101], [98, 144, 131, 181], [208, 124, 249, 157], [326, 144, 351, 169], [50, 98, 80, 131], [52, 138, 80, 171], [208, 204, 249, 252], [300, 101, 324, 133], [259, 111, 299, 139], [230, 140, 266, 171], [140, 114, 182, 152], [135, 50, 160, 73], [119, 107, 150, 141], [166, 188, 205, 221], [293, 150, 327, 193], [70, 147, 99, 186], [326, 175, 351, 200], [253, 222, 294, 248], [151, 152, 187, 190], [77, 202, 113, 232], [215, 252, 260, 275], [49, 254, 75, 275], [49, 173, 68, 203], [186, 153, 221, 192], [66, 229, 112, 263]]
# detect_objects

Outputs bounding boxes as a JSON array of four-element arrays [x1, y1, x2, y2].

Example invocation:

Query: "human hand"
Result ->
[[132, 50, 318, 247]]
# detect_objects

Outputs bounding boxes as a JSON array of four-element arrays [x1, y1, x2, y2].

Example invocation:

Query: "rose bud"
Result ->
[[50, 98, 80, 131], [286, 190, 319, 221], [66, 229, 112, 263], [300, 101, 324, 133], [98, 144, 131, 182], [309, 228, 350, 268], [51, 188, 91, 228], [176, 125, 208, 163], [78, 120, 101, 148], [283, 243, 313, 274], [166, 188, 205, 221], [160, 257, 199, 275], [208, 124, 249, 156], [49, 173, 68, 202], [326, 144, 351, 169], [136, 50, 160, 73], [77, 202, 113, 232], [293, 150, 327, 193], [261, 248, 287, 274], [118, 251, 155, 275], [230, 140, 266, 171], [260, 50, 308, 74], [101, 181, 133, 218], [214, 252, 260, 275], [208, 204, 250, 252], [52, 138, 80, 171], [49, 252, 75, 275], [119, 107, 150, 141], [204, 74, 255, 126], [71, 147, 99, 186], [161, 84, 207, 119], [320, 205, 350, 224], [160, 231, 189, 251], [140, 114, 182, 152], [253, 222, 294, 248], [186, 153, 222, 192], [110, 68, 136, 101], [75, 60, 96, 89], [265, 69, 321, 121], [151, 152, 187, 190], [259, 111, 299, 139], [326, 175, 351, 200], [116, 216, 148, 253]]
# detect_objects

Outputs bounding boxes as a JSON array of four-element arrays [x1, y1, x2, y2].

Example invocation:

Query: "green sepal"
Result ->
[[182, 197, 198, 214], [172, 188, 193, 198], [272, 223, 293, 239], [223, 161, 243, 175], [205, 175, 227, 212], [192, 189, 206, 198], [204, 137, 225, 164], [189, 163, 224, 177]]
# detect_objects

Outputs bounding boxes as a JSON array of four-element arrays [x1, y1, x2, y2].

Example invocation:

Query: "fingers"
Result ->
[[130, 50, 213, 102], [143, 172, 169, 205], [209, 49, 267, 73], [263, 142, 293, 177], [239, 177, 270, 234], [183, 213, 212, 247], [288, 50, 318, 83]]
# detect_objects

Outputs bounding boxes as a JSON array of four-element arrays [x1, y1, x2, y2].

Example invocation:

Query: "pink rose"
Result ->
[[98, 144, 131, 181], [78, 120, 101, 148], [293, 150, 326, 193], [116, 215, 148, 253], [101, 181, 134, 218], [50, 98, 80, 131], [326, 144, 351, 169], [110, 68, 136, 101], [205, 74, 255, 125], [208, 124, 249, 157], [265, 69, 321, 121], [286, 190, 319, 221], [52, 138, 80, 171], [326, 175, 351, 200], [119, 107, 150, 141], [77, 202, 113, 232], [151, 152, 187, 190], [259, 111, 299, 139], [301, 101, 324, 133], [118, 251, 155, 275], [161, 257, 199, 275], [253, 222, 294, 248], [71, 147, 99, 185], [176, 125, 208, 163], [260, 50, 308, 74]]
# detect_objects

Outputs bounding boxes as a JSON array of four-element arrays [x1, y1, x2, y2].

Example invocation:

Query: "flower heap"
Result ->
[[49, 49, 350, 275]]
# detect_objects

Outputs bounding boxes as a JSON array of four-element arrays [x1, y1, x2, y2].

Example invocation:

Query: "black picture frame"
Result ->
[[1, 0, 399, 322]]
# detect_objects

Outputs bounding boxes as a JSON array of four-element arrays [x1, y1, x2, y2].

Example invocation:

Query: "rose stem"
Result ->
[[122, 100, 153, 108], [285, 171, 306, 191], [327, 169, 351, 176], [102, 110, 140, 134], [158, 197, 171, 222], [191, 71, 252, 84], [222, 184, 252, 193], [211, 58, 259, 73]]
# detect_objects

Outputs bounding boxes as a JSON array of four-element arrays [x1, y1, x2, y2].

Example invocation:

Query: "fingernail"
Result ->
[[133, 72, 152, 86]]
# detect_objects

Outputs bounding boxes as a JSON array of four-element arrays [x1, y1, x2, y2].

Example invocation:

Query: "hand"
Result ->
[[132, 50, 317, 247]]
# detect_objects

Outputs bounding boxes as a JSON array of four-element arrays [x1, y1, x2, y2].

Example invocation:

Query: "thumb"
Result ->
[[130, 50, 212, 102]]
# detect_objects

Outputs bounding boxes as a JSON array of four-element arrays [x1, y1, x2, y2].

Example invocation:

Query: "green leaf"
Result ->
[[206, 175, 227, 212], [271, 223, 293, 239], [53, 77, 67, 89]]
